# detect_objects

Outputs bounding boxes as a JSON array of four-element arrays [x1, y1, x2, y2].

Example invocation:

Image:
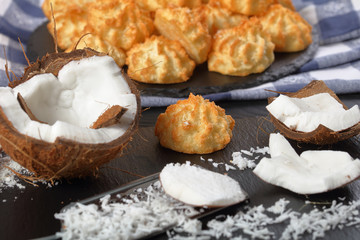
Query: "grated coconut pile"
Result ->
[[0, 154, 27, 192], [56, 182, 360, 240]]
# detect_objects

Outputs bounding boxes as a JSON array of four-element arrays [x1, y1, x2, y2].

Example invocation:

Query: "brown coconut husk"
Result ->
[[0, 48, 141, 180], [267, 80, 360, 145]]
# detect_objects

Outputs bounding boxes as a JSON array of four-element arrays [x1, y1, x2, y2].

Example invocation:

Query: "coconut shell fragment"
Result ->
[[0, 48, 141, 180], [90, 105, 128, 129], [267, 80, 360, 145]]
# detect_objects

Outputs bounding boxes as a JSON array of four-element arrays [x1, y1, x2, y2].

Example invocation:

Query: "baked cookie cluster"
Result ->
[[42, 0, 312, 83], [155, 94, 235, 154]]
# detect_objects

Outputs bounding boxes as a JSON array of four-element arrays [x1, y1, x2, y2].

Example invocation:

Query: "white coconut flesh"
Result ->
[[160, 162, 247, 207], [266, 93, 360, 132], [0, 55, 137, 144], [253, 133, 360, 195]]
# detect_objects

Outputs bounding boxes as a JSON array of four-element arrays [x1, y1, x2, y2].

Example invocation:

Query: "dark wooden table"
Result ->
[[1, 94, 360, 240]]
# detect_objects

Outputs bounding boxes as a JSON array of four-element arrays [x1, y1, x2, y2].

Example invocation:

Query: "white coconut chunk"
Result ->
[[253, 133, 360, 194], [160, 163, 247, 207], [0, 56, 137, 144], [266, 93, 360, 132]]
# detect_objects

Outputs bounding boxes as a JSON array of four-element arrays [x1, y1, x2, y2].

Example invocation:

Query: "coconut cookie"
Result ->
[[155, 94, 235, 154], [215, 0, 273, 16], [259, 4, 312, 52], [46, 3, 89, 50], [126, 35, 196, 84], [193, 3, 248, 35], [66, 31, 126, 68], [208, 17, 275, 76], [154, 7, 212, 64], [87, 0, 154, 51], [136, 0, 201, 12], [273, 0, 296, 11]]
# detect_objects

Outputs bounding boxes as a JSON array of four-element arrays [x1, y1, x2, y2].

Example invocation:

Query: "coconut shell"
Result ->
[[267, 80, 360, 145], [0, 48, 141, 180]]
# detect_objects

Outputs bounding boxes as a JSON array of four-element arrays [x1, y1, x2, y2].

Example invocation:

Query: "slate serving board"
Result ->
[[2, 114, 360, 240], [26, 23, 319, 97]]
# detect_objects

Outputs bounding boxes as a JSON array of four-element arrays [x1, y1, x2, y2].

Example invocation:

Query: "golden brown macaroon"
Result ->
[[65, 32, 126, 67], [42, 0, 94, 19], [126, 35, 196, 84], [273, 0, 296, 11], [46, 5, 88, 50], [136, 0, 202, 12], [155, 94, 235, 154], [87, 0, 154, 51], [214, 0, 273, 16], [193, 3, 248, 35], [154, 7, 212, 64], [208, 17, 275, 76], [259, 4, 312, 52]]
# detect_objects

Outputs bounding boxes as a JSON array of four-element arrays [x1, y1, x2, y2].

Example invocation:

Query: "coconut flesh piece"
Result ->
[[160, 162, 247, 207], [0, 49, 140, 179], [266, 93, 360, 132], [253, 133, 360, 195], [0, 55, 137, 144]]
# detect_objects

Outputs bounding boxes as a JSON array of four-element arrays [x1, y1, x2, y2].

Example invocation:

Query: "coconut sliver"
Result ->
[[160, 162, 247, 207], [253, 133, 360, 195], [0, 55, 137, 144], [266, 93, 360, 132]]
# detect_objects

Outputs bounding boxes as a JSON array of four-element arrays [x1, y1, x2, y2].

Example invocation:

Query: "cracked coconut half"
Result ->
[[0, 48, 141, 180], [266, 80, 360, 145]]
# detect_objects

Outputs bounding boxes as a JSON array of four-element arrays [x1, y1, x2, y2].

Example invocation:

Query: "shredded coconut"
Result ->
[[0, 153, 58, 195], [55, 181, 201, 240], [55, 181, 360, 240], [230, 147, 269, 171], [198, 147, 269, 172], [0, 155, 27, 192], [168, 198, 360, 240]]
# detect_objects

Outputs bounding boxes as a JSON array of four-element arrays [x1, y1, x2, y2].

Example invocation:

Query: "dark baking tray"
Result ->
[[26, 23, 319, 97]]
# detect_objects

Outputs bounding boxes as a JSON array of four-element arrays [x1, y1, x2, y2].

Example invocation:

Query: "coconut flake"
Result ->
[[266, 93, 360, 132], [160, 163, 247, 207], [253, 133, 360, 194]]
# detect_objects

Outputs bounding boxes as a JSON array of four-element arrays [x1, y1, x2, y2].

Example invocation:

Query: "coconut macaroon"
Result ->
[[46, 3, 89, 50], [42, 0, 94, 19], [193, 3, 248, 35], [208, 17, 275, 76], [155, 94, 235, 154], [259, 4, 312, 52], [215, 0, 273, 16], [86, 0, 154, 51], [126, 35, 196, 84], [136, 0, 202, 12], [253, 133, 360, 195], [267, 80, 360, 144], [274, 0, 296, 11], [154, 7, 212, 64], [66, 31, 126, 68], [0, 49, 141, 180]]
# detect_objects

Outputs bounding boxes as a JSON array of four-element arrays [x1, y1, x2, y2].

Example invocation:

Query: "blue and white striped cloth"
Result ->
[[1, 0, 360, 107]]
